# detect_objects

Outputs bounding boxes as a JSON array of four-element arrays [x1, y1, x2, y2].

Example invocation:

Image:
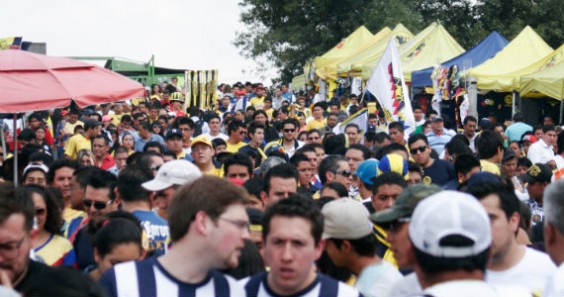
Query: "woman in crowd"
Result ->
[[18, 185, 77, 267], [77, 149, 95, 167], [120, 132, 136, 156]]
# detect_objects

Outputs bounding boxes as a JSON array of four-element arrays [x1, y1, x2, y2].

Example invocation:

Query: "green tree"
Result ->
[[415, 0, 486, 48], [235, 0, 421, 83]]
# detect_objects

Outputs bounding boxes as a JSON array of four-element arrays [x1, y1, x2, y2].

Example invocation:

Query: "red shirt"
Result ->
[[96, 154, 115, 170]]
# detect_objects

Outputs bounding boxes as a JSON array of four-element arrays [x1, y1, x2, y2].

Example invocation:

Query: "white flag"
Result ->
[[339, 108, 368, 135], [365, 40, 415, 135]]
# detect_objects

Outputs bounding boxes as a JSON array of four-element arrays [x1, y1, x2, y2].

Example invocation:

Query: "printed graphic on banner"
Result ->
[[365, 40, 415, 134]]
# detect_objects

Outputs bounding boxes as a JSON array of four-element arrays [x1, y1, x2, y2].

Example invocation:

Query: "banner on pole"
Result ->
[[365, 40, 415, 134]]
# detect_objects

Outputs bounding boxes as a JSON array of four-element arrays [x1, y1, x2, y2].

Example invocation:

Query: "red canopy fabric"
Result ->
[[0, 49, 146, 113]]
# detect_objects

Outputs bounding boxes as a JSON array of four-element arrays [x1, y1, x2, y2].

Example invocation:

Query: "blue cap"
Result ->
[[355, 159, 379, 186]]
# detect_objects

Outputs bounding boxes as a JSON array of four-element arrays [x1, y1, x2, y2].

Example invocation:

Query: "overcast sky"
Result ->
[[1, 0, 276, 84]]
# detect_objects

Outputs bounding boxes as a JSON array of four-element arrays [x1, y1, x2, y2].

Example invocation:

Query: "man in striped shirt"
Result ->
[[100, 176, 249, 297], [244, 195, 362, 297]]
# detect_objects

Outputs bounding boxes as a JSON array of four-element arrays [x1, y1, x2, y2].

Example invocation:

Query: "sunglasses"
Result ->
[[150, 165, 161, 171], [335, 170, 352, 177], [410, 145, 427, 155], [283, 129, 296, 133], [35, 208, 46, 216], [83, 199, 111, 210]]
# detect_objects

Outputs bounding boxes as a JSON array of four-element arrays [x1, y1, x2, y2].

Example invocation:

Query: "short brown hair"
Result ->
[[1, 183, 34, 232], [168, 176, 248, 242]]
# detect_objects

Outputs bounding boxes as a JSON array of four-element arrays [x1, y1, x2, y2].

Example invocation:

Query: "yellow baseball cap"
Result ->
[[191, 135, 212, 148]]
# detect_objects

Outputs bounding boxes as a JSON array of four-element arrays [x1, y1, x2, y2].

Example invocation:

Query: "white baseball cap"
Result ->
[[321, 198, 373, 240], [142, 160, 202, 192], [409, 191, 491, 258]]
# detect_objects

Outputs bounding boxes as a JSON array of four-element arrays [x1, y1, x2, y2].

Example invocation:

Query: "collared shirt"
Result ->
[[96, 154, 115, 170], [426, 129, 455, 155], [527, 138, 555, 164], [480, 159, 501, 176]]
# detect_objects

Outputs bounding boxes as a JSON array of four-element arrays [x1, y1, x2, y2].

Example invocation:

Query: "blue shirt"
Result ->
[[426, 130, 455, 155], [506, 122, 533, 142], [132, 210, 169, 256], [134, 133, 165, 152]]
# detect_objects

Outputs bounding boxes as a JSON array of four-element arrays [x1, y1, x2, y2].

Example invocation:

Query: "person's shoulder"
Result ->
[[523, 247, 556, 268], [209, 270, 247, 296], [317, 273, 362, 297]]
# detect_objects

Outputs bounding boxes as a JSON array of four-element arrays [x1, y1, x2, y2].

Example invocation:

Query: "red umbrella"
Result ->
[[0, 49, 145, 113], [0, 49, 146, 185]]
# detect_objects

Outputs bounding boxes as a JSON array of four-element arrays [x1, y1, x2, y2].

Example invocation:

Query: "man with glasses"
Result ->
[[143, 160, 202, 221], [319, 155, 352, 190], [306, 129, 322, 144], [370, 184, 441, 296], [101, 176, 248, 297], [92, 135, 115, 170], [225, 120, 248, 153], [73, 169, 118, 270], [408, 134, 455, 186], [0, 184, 99, 294], [279, 119, 303, 158]]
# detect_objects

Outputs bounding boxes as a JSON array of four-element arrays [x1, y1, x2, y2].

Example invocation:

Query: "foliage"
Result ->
[[235, 0, 564, 83]]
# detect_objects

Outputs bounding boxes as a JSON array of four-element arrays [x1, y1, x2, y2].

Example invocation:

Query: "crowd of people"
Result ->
[[0, 79, 563, 297]]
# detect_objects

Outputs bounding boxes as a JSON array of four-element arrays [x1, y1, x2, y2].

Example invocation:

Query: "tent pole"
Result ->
[[558, 99, 564, 124], [0, 120, 6, 175], [13, 114, 18, 186]]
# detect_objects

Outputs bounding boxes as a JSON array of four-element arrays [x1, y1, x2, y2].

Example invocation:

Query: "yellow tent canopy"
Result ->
[[468, 26, 553, 91], [319, 26, 392, 81], [362, 22, 465, 81], [314, 26, 373, 79], [337, 24, 414, 76], [520, 52, 564, 100]]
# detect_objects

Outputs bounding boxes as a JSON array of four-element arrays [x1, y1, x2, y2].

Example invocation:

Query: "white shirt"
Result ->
[[486, 247, 556, 295], [554, 155, 564, 169], [202, 132, 228, 141], [355, 261, 403, 297], [527, 138, 555, 164], [542, 263, 564, 297], [388, 272, 422, 297], [423, 280, 531, 297]]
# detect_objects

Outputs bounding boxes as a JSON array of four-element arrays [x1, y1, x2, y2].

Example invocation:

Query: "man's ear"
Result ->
[[113, 188, 122, 206], [260, 191, 268, 210]]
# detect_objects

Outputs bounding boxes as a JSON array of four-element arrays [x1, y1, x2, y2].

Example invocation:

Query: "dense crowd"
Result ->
[[0, 78, 563, 297]]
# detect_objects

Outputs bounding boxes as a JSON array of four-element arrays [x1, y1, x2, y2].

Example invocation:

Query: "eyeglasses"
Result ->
[[150, 165, 161, 171], [219, 217, 250, 231], [410, 145, 427, 155], [239, 131, 247, 136], [0, 235, 26, 259], [335, 170, 352, 177], [83, 199, 112, 210], [283, 129, 295, 133], [35, 208, 46, 216]]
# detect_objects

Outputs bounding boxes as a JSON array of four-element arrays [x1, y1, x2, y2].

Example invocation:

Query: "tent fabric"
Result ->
[[291, 73, 306, 90], [468, 26, 553, 91], [411, 31, 509, 87], [337, 24, 414, 76], [520, 50, 564, 100], [319, 26, 392, 81], [314, 26, 373, 79], [361, 22, 465, 81], [0, 50, 145, 113]]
